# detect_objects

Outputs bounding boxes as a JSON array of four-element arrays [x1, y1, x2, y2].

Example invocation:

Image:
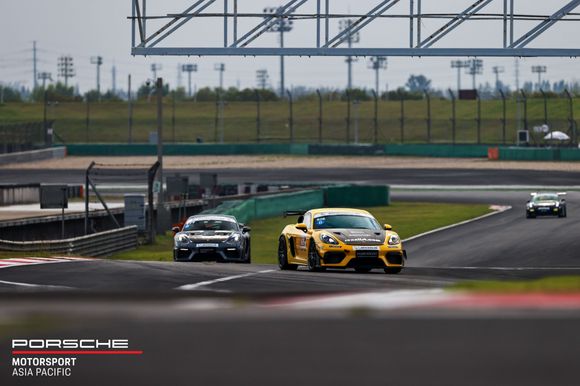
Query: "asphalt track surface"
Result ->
[[2, 166, 580, 186], [2, 167, 580, 385]]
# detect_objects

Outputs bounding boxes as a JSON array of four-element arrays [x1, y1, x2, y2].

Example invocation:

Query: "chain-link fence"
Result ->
[[1, 95, 577, 146]]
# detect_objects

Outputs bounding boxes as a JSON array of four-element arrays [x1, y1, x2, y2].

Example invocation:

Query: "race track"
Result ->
[[2, 166, 580, 386]]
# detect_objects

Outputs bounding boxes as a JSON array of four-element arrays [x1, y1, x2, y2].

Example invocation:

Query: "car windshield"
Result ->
[[532, 194, 558, 202], [183, 219, 238, 231], [313, 215, 381, 230]]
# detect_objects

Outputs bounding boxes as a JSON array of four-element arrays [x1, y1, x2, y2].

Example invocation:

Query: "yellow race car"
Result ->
[[277, 208, 406, 274]]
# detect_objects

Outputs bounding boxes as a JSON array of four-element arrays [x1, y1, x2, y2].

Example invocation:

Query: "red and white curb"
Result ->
[[263, 289, 580, 311], [0, 257, 92, 270]]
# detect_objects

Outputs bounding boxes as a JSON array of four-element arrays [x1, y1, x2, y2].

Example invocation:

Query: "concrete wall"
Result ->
[[0, 147, 66, 166], [0, 184, 39, 206]]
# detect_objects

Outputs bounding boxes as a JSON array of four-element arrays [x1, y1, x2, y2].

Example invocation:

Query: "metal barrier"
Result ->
[[0, 226, 138, 257]]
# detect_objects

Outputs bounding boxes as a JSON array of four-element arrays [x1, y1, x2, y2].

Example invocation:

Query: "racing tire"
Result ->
[[242, 243, 252, 264], [278, 236, 297, 270], [354, 267, 373, 273], [526, 213, 536, 219], [384, 267, 402, 275], [307, 242, 326, 272]]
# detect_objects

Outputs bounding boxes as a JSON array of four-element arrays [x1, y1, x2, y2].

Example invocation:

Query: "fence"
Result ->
[[1, 95, 577, 145], [0, 226, 138, 257], [0, 121, 49, 153]]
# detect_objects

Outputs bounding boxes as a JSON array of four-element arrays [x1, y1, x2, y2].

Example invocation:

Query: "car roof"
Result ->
[[308, 208, 372, 216], [186, 214, 238, 222]]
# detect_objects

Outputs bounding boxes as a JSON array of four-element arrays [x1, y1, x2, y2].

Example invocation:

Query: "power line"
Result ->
[[57, 56, 75, 87], [256, 69, 269, 89], [90, 56, 103, 99], [340, 19, 360, 90], [263, 6, 294, 98], [214, 63, 225, 90]]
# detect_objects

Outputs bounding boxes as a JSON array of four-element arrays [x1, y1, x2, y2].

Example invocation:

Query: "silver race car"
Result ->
[[173, 215, 251, 263], [526, 192, 567, 219]]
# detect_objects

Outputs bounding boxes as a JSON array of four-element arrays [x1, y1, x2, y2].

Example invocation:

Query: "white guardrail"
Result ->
[[0, 226, 138, 257]]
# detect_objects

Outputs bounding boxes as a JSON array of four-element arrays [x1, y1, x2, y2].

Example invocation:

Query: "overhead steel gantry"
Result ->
[[130, 0, 580, 57]]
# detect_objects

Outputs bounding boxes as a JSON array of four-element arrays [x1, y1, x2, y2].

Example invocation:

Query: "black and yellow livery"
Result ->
[[278, 208, 406, 274]]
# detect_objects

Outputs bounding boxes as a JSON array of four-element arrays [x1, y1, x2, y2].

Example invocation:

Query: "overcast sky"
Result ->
[[1, 0, 579, 94]]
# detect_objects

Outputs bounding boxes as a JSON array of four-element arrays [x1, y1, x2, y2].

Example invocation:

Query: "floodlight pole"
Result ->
[[499, 89, 507, 145], [156, 78, 164, 234], [540, 88, 548, 125]]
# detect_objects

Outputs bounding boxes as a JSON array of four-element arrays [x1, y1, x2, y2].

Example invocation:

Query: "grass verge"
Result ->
[[451, 276, 580, 293], [112, 201, 492, 264]]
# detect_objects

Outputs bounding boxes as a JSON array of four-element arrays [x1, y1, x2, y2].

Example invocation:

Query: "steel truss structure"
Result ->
[[130, 0, 580, 57]]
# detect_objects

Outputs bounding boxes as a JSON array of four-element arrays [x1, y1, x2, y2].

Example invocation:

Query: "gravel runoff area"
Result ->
[[2, 155, 580, 172]]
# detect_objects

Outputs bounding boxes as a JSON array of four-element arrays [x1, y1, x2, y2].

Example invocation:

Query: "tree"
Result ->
[[30, 82, 80, 102], [341, 88, 371, 102], [0, 85, 22, 103], [136, 82, 169, 100], [383, 87, 423, 101], [405, 74, 432, 93]]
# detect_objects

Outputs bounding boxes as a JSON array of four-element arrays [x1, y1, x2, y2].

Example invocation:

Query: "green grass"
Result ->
[[112, 201, 492, 264], [1, 98, 576, 144], [451, 276, 580, 293]]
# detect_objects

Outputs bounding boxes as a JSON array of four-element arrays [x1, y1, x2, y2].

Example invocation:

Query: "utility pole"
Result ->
[[156, 77, 164, 234], [515, 58, 520, 90], [340, 19, 360, 90], [466, 58, 483, 90], [57, 56, 75, 88], [516, 59, 521, 130], [128, 74, 133, 144], [256, 69, 269, 89], [33, 41, 38, 90], [177, 63, 183, 89], [112, 64, 117, 95], [37, 72, 52, 89], [181, 64, 198, 97], [451, 60, 470, 92], [532, 65, 547, 90], [368, 56, 387, 97], [90, 56, 103, 101], [214, 63, 225, 90], [492, 66, 505, 91], [151, 63, 162, 81], [264, 6, 294, 98]]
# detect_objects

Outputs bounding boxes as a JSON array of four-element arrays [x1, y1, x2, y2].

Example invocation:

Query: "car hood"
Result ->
[[180, 230, 236, 242], [533, 201, 557, 206], [323, 228, 386, 245]]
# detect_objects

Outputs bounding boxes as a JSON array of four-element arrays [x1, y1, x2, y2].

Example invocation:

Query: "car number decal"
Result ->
[[196, 243, 219, 248]]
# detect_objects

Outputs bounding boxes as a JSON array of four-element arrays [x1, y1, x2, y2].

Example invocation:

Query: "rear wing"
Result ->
[[284, 210, 306, 218]]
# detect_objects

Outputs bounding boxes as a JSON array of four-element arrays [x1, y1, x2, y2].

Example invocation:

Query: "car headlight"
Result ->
[[388, 234, 400, 246], [175, 234, 189, 246], [226, 233, 241, 243], [320, 233, 339, 245], [555, 202, 560, 207]]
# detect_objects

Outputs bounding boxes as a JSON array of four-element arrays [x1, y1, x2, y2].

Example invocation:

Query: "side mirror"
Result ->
[[242, 226, 251, 233], [172, 226, 181, 234], [384, 224, 392, 231], [296, 223, 308, 232]]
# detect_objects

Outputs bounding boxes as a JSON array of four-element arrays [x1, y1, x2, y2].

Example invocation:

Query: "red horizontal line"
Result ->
[[12, 350, 143, 355]]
